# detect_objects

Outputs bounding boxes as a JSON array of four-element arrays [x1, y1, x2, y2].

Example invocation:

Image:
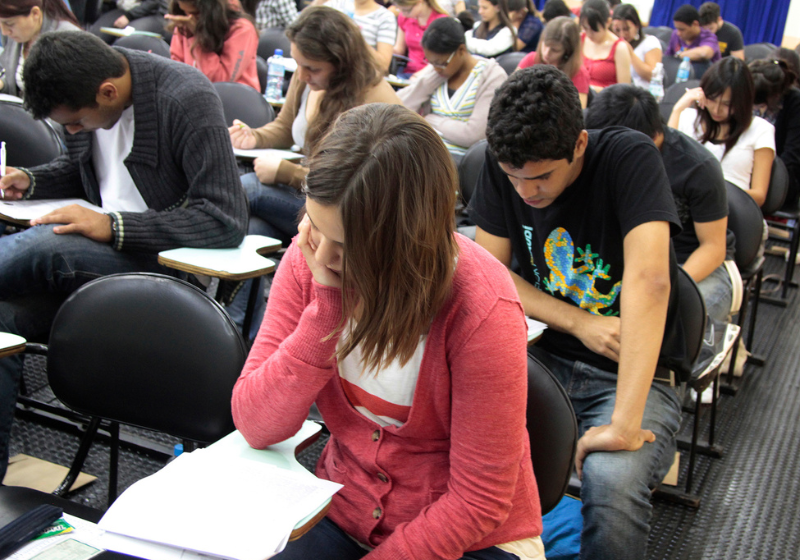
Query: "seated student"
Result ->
[[465, 0, 516, 58], [772, 47, 800, 87], [90, 0, 168, 45], [0, 0, 80, 98], [398, 17, 507, 161], [541, 0, 571, 23], [470, 65, 685, 560], [508, 0, 542, 53], [0, 30, 247, 485], [254, 0, 297, 31], [698, 2, 743, 61], [666, 4, 720, 63], [318, 0, 397, 73], [226, 6, 401, 338], [393, 0, 447, 79], [669, 57, 775, 208], [517, 16, 590, 108], [167, 0, 259, 90], [579, 0, 631, 89], [586, 84, 733, 323], [750, 58, 800, 207], [612, 3, 662, 89], [232, 102, 545, 560]]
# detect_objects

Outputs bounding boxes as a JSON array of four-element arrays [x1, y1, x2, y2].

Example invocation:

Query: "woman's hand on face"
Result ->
[[228, 119, 258, 149], [679, 87, 706, 110], [297, 215, 343, 289]]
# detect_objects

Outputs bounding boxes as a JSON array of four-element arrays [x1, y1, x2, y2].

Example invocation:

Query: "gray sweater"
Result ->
[[26, 48, 247, 253], [0, 16, 80, 98]]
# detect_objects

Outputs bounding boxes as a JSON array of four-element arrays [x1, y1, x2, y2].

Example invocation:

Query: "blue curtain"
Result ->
[[649, 0, 791, 46]]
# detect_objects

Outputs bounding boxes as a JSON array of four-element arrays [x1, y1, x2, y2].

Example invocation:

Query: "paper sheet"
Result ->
[[232, 148, 303, 161], [0, 199, 102, 221], [526, 317, 548, 342]]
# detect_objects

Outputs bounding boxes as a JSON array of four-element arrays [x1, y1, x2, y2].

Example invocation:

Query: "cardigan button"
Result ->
[[372, 507, 382, 519], [371, 430, 380, 442], [377, 472, 388, 483]]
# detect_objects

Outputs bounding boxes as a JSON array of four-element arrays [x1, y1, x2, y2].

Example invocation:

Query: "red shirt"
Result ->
[[233, 234, 542, 559], [398, 10, 447, 73], [518, 51, 591, 94], [581, 34, 624, 89]]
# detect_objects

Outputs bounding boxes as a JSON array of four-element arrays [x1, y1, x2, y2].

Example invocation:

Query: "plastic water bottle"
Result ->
[[676, 56, 692, 84], [265, 49, 285, 102], [648, 62, 665, 103]]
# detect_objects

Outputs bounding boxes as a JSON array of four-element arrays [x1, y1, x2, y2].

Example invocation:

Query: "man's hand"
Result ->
[[30, 205, 113, 243], [575, 423, 656, 479], [574, 314, 621, 362], [113, 14, 130, 28], [0, 167, 31, 200], [253, 154, 282, 185]]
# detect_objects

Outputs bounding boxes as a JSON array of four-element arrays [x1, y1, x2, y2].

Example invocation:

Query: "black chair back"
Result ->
[[691, 60, 712, 80], [677, 267, 707, 369], [457, 139, 487, 207], [258, 28, 291, 61], [256, 56, 268, 94], [495, 52, 524, 75], [213, 82, 275, 128], [659, 79, 701, 121], [726, 182, 765, 274], [761, 157, 789, 216], [643, 26, 672, 51], [662, 55, 695, 89], [114, 35, 172, 58], [0, 99, 63, 168], [47, 273, 248, 445], [526, 353, 578, 515], [744, 43, 777, 63]]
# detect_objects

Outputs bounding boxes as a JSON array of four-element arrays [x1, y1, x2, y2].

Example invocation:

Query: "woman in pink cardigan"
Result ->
[[231, 103, 544, 560], [167, 0, 259, 90]]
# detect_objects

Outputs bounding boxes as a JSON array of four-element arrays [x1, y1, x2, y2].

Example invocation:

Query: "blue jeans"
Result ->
[[529, 348, 682, 560], [226, 174, 305, 339], [696, 263, 733, 324], [0, 225, 179, 482], [274, 517, 519, 560]]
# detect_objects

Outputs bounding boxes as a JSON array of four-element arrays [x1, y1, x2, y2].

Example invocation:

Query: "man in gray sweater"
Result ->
[[0, 31, 247, 482]]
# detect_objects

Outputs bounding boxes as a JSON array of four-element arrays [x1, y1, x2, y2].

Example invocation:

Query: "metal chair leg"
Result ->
[[53, 417, 101, 497]]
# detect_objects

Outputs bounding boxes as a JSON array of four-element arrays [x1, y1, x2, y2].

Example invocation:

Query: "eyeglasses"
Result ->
[[429, 51, 456, 69]]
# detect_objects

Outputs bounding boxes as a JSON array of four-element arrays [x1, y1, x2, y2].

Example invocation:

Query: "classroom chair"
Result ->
[[213, 82, 276, 129], [662, 56, 695, 89], [761, 158, 797, 305], [643, 26, 672, 51], [258, 28, 292, 62], [113, 34, 172, 58], [455, 139, 487, 238], [0, 98, 64, 169], [659, 79, 701, 121], [495, 52, 525, 75], [256, 56, 268, 94], [744, 43, 778, 63], [15, 273, 248, 508]]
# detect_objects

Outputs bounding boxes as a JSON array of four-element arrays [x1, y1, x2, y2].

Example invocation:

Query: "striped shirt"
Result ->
[[254, 0, 298, 31], [430, 59, 487, 156], [326, 0, 398, 49]]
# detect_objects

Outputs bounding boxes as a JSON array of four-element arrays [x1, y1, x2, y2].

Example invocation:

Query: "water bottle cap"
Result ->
[[274, 49, 283, 56], [683, 56, 690, 61], [174, 443, 184, 457]]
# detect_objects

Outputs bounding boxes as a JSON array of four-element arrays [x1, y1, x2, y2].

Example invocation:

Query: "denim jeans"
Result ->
[[226, 174, 305, 339], [529, 347, 683, 560], [273, 517, 521, 560], [696, 263, 733, 323], [0, 225, 179, 482]]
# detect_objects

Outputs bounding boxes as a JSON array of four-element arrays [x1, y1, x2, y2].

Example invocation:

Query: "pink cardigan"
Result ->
[[170, 17, 259, 91], [232, 234, 542, 560]]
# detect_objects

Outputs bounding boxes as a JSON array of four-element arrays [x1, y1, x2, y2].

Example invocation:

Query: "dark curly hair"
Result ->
[[585, 83, 663, 139], [486, 65, 584, 168]]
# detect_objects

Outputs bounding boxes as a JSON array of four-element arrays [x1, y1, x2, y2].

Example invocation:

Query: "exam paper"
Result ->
[[0, 199, 102, 221], [232, 148, 303, 161], [99, 450, 342, 560]]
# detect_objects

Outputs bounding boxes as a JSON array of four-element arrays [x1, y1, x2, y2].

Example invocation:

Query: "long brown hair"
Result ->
[[305, 104, 459, 371], [168, 0, 253, 55], [475, 0, 517, 45], [697, 57, 754, 158], [0, 0, 78, 27], [287, 7, 382, 153], [534, 16, 582, 79]]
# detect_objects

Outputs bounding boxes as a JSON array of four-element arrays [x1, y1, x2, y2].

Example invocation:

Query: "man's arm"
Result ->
[[682, 217, 727, 283], [575, 220, 672, 476], [475, 226, 621, 362], [730, 49, 744, 60], [679, 45, 715, 61]]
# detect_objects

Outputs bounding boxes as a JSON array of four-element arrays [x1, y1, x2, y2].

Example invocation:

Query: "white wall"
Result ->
[[783, 0, 800, 47]]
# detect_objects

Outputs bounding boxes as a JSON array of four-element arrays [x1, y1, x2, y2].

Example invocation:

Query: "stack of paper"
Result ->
[[98, 449, 342, 560]]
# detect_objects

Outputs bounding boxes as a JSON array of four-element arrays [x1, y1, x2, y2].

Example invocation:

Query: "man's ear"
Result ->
[[96, 81, 119, 105], [573, 130, 589, 160]]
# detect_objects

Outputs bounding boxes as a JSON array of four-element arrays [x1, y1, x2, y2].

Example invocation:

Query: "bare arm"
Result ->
[[629, 43, 662, 83], [668, 87, 704, 129], [730, 49, 744, 61], [614, 39, 632, 84], [748, 147, 775, 207], [678, 45, 714, 61], [682, 217, 727, 283], [373, 42, 394, 73], [394, 27, 407, 56]]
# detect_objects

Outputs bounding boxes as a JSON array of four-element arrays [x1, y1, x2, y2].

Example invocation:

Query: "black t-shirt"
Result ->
[[715, 21, 744, 58], [661, 127, 734, 262], [469, 128, 685, 375]]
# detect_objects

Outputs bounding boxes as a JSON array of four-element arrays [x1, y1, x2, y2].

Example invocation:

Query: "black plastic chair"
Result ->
[[527, 353, 577, 515], [659, 79, 701, 121], [256, 56, 268, 94], [257, 27, 291, 61], [19, 273, 248, 508], [762, 158, 797, 304], [495, 52, 524, 75], [643, 26, 672, 51], [457, 139, 487, 208], [0, 98, 64, 169], [744, 43, 777, 63], [213, 82, 275, 128], [114, 34, 172, 58]]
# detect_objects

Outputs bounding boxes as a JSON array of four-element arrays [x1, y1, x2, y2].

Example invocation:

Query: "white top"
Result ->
[[292, 85, 310, 149], [325, 0, 397, 49], [437, 0, 458, 16], [337, 329, 427, 428], [631, 34, 662, 89], [93, 105, 147, 212], [677, 108, 776, 191], [465, 24, 515, 57], [15, 52, 24, 94]]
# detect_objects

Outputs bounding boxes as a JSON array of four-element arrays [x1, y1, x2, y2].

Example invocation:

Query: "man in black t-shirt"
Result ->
[[699, 2, 744, 60], [585, 84, 735, 323], [469, 66, 684, 560]]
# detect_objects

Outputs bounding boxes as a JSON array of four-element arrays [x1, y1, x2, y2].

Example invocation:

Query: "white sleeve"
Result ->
[[677, 108, 700, 140], [465, 26, 514, 57], [752, 117, 776, 152]]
